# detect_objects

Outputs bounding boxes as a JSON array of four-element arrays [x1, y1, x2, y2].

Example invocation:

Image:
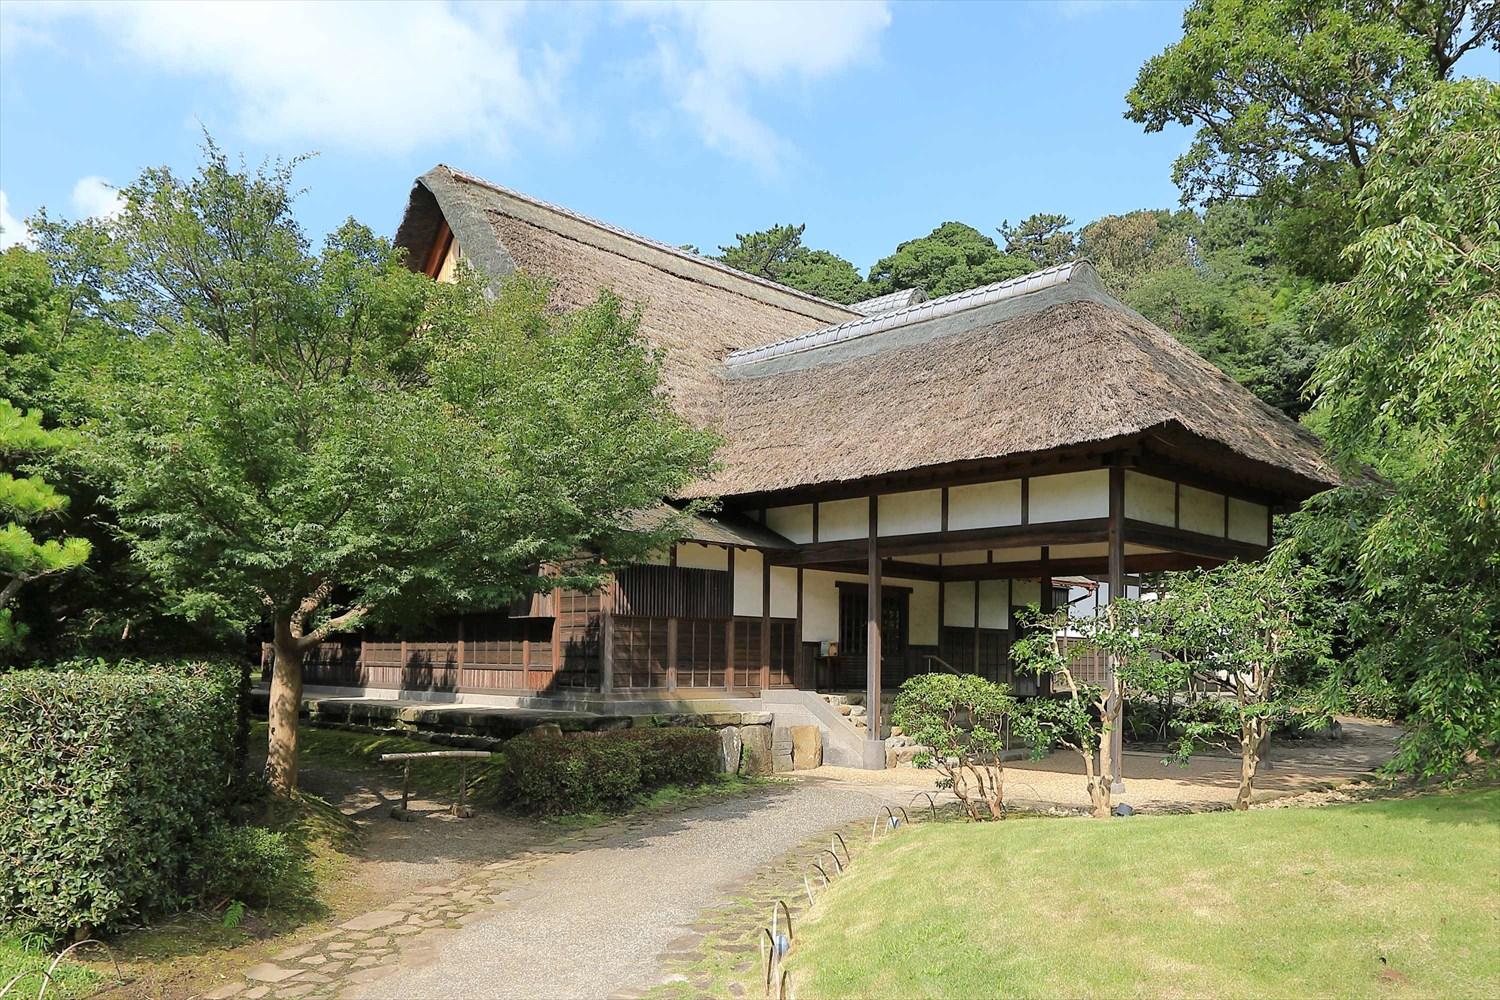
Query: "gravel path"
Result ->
[[343, 781, 909, 1000]]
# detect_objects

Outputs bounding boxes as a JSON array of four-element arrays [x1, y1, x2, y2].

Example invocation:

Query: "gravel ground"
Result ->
[[342, 782, 910, 1000]]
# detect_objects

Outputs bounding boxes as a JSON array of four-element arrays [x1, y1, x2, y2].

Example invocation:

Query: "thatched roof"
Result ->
[[395, 168, 1335, 508], [395, 167, 857, 426], [685, 262, 1338, 500], [630, 505, 795, 551]]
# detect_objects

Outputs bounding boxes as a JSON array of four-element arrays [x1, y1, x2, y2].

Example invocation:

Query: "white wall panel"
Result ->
[[910, 580, 939, 645], [1228, 498, 1269, 545], [770, 565, 798, 619], [765, 504, 814, 544], [1125, 471, 1176, 526], [818, 497, 868, 541], [944, 580, 976, 628], [1030, 470, 1109, 521], [947, 480, 1022, 530], [879, 489, 942, 536], [978, 580, 1009, 629], [675, 543, 728, 571], [1180, 485, 1225, 536], [733, 547, 764, 617]]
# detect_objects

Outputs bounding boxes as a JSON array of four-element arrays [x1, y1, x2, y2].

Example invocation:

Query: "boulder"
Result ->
[[719, 726, 744, 774], [771, 726, 795, 773], [522, 722, 563, 739], [791, 725, 823, 770], [739, 724, 774, 776]]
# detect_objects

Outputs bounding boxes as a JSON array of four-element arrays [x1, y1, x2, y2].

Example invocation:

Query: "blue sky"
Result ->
[[0, 1, 1243, 269]]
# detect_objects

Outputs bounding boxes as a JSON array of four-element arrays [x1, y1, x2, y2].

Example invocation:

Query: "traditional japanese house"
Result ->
[[286, 165, 1339, 770]]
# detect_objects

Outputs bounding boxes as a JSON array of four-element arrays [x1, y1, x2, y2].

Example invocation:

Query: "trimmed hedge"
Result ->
[[496, 726, 721, 816], [0, 666, 237, 940]]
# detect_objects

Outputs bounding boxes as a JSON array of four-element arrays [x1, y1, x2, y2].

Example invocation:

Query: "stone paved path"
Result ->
[[202, 780, 918, 1000]]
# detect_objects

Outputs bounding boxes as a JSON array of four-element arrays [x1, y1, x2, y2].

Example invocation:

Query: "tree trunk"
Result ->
[[1235, 721, 1264, 811], [266, 615, 304, 796]]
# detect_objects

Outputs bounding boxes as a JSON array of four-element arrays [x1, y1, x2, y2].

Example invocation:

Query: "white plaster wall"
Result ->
[[1228, 498, 1269, 545], [770, 565, 798, 619], [642, 548, 670, 566], [765, 504, 814, 544], [1180, 485, 1226, 536], [910, 580, 939, 645], [991, 546, 1042, 563], [818, 497, 868, 541], [948, 480, 1023, 530], [1030, 470, 1109, 521], [1011, 579, 1041, 607], [905, 553, 941, 565], [803, 570, 839, 642], [944, 549, 990, 566], [1049, 542, 1107, 559], [733, 547, 763, 617], [944, 580, 976, 628], [676, 542, 729, 571], [978, 580, 1009, 629], [879, 489, 942, 536], [1125, 471, 1176, 526]]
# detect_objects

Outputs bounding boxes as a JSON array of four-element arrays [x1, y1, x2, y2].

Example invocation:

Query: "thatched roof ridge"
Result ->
[[690, 262, 1338, 500], [396, 166, 857, 324], [852, 287, 928, 316]]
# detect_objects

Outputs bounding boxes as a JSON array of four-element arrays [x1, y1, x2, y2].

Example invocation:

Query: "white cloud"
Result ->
[[71, 176, 125, 221], [624, 1, 892, 173], [0, 192, 32, 250], [5, 1, 561, 156]]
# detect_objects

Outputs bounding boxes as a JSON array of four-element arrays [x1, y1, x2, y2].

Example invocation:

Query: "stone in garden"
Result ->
[[739, 724, 773, 776], [719, 726, 743, 773], [243, 963, 298, 984], [524, 722, 563, 739], [790, 725, 822, 769], [339, 909, 405, 931]]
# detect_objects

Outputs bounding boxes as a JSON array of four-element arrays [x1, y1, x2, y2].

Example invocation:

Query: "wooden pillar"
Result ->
[[795, 567, 806, 689], [972, 580, 981, 673], [1107, 465, 1126, 795], [726, 547, 736, 689], [600, 579, 615, 694], [666, 617, 678, 691], [865, 496, 885, 768], [760, 557, 771, 691], [455, 617, 465, 689]]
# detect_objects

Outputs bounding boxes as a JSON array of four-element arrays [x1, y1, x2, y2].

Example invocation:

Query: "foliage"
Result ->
[[1126, 0, 1496, 205], [494, 727, 721, 816], [0, 666, 236, 941], [188, 825, 309, 910], [998, 212, 1078, 268], [889, 673, 1018, 820], [788, 789, 1500, 999], [0, 936, 102, 1000], [1010, 601, 1183, 817], [1152, 555, 1335, 808], [0, 400, 90, 651], [715, 223, 870, 303], [866, 222, 1033, 298], [44, 142, 716, 793], [1296, 79, 1500, 776]]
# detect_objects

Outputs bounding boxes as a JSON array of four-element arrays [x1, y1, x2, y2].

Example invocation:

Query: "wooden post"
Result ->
[[972, 580, 981, 673], [795, 567, 806, 689], [726, 548, 736, 689], [455, 617, 465, 688], [865, 496, 884, 768], [1107, 465, 1126, 795], [761, 556, 771, 691], [666, 617, 679, 691], [600, 580, 614, 695]]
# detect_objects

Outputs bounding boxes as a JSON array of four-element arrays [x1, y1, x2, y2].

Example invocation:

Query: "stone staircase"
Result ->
[[817, 691, 928, 767]]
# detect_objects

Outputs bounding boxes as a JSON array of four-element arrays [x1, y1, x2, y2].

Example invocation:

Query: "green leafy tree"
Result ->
[[999, 212, 1079, 268], [55, 146, 717, 795], [1152, 557, 1334, 810], [1011, 601, 1183, 818], [866, 222, 1033, 298], [889, 673, 1019, 820], [1126, 0, 1496, 201], [715, 223, 869, 303], [1297, 79, 1500, 776], [0, 400, 90, 651]]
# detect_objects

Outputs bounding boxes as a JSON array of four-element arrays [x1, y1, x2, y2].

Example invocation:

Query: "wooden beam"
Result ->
[[769, 518, 1111, 566], [1123, 519, 1265, 562]]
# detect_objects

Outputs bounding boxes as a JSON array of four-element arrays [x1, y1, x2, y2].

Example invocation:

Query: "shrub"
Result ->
[[891, 673, 1017, 821], [0, 667, 236, 941], [189, 825, 308, 909], [495, 726, 721, 816]]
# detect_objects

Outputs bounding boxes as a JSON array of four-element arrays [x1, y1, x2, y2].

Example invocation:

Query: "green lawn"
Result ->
[[0, 937, 100, 999], [790, 790, 1500, 999]]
